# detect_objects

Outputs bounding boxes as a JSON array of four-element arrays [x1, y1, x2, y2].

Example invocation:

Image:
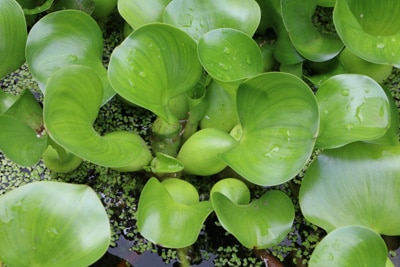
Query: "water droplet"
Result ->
[[264, 146, 280, 158], [377, 43, 385, 49], [355, 102, 365, 123], [223, 47, 231, 54], [218, 62, 231, 70], [340, 89, 349, 96], [246, 55, 252, 65], [66, 54, 78, 62], [47, 228, 59, 239], [345, 123, 354, 131], [379, 105, 385, 117], [359, 13, 364, 18], [139, 71, 147, 77], [328, 253, 335, 261], [391, 38, 396, 42], [128, 79, 135, 87]]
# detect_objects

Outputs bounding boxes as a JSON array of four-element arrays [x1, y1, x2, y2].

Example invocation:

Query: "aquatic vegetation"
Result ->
[[1, 0, 400, 266]]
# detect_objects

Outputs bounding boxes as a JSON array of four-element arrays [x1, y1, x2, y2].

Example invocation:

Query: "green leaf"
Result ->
[[256, 0, 303, 64], [211, 182, 294, 249], [333, 0, 400, 67], [338, 47, 393, 84], [26, 9, 114, 104], [0, 0, 27, 79], [316, 74, 390, 149], [0, 115, 47, 166], [197, 28, 264, 84], [220, 72, 319, 186], [199, 80, 240, 132], [44, 65, 152, 171], [281, 0, 343, 62], [0, 181, 110, 267], [118, 0, 170, 29], [0, 90, 47, 166], [299, 142, 400, 235], [137, 178, 213, 248], [108, 23, 202, 124], [163, 0, 261, 41], [177, 128, 237, 176], [144, 152, 184, 177], [309, 226, 389, 267]]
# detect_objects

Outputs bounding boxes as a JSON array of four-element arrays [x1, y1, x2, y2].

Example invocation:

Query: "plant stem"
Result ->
[[150, 117, 182, 157], [177, 247, 191, 267]]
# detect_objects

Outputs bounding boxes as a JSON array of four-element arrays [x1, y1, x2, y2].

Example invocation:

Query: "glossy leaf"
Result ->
[[299, 142, 400, 235], [26, 9, 114, 104], [44, 65, 152, 171], [108, 23, 202, 125], [118, 0, 170, 29], [197, 28, 263, 84], [163, 0, 261, 41], [0, 0, 27, 78], [281, 0, 343, 62], [256, 0, 303, 64], [144, 152, 184, 177], [211, 181, 294, 249], [309, 226, 389, 267], [210, 178, 250, 205], [220, 73, 319, 186], [333, 0, 400, 67], [177, 128, 237, 176], [338, 47, 393, 84], [0, 115, 47, 166], [200, 80, 239, 132], [316, 74, 390, 149], [0, 181, 110, 267], [137, 178, 213, 248], [0, 90, 47, 166]]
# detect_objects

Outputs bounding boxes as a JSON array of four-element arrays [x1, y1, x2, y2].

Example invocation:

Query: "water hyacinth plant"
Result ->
[[1, 0, 400, 266]]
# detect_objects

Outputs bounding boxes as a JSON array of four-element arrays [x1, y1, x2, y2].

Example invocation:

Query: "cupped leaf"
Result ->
[[256, 0, 303, 64], [44, 65, 152, 171], [299, 142, 400, 235], [177, 128, 237, 176], [212, 187, 294, 249], [108, 23, 202, 125], [309, 226, 390, 267], [316, 74, 390, 149], [210, 178, 250, 205], [26, 9, 114, 104], [197, 28, 264, 84], [0, 115, 47, 166], [118, 0, 170, 29], [281, 0, 343, 62], [137, 177, 213, 248], [163, 0, 261, 41], [200, 80, 239, 132], [220, 72, 319, 186], [0, 181, 110, 267], [144, 152, 184, 178], [333, 0, 400, 67], [338, 47, 393, 84], [0, 90, 47, 166], [0, 0, 27, 79]]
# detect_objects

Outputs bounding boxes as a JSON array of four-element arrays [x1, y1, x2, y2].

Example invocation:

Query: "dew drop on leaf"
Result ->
[[377, 43, 385, 49], [340, 89, 349, 96], [139, 71, 147, 77]]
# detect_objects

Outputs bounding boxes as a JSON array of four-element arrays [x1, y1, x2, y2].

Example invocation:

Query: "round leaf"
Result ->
[[0, 181, 110, 267], [26, 9, 114, 104], [210, 178, 250, 205], [299, 142, 400, 235], [333, 0, 400, 67], [197, 28, 264, 84], [220, 72, 319, 186], [163, 0, 261, 41], [212, 190, 294, 249], [44, 65, 152, 171], [281, 0, 343, 62], [137, 178, 213, 248], [118, 0, 170, 29], [0, 0, 27, 78], [316, 74, 390, 149], [108, 23, 202, 124], [309, 226, 389, 267], [177, 128, 237, 176]]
